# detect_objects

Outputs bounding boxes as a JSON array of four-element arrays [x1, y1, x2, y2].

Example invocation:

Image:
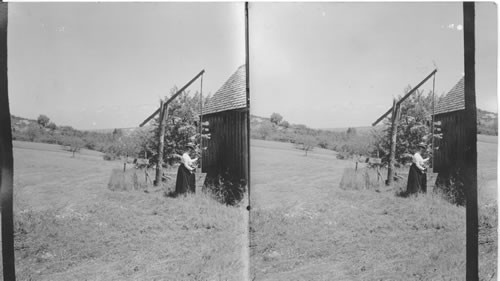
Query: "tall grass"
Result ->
[[107, 168, 148, 191], [14, 191, 248, 280], [12, 142, 248, 280], [339, 167, 382, 190]]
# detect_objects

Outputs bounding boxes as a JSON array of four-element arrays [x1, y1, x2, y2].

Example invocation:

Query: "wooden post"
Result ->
[[0, 3, 16, 280], [386, 99, 400, 186], [463, 2, 478, 280], [155, 101, 167, 186]]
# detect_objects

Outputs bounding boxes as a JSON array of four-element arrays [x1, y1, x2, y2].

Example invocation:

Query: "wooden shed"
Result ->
[[432, 76, 466, 173], [201, 65, 248, 183]]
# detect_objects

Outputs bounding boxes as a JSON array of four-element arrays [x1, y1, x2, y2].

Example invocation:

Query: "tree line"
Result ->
[[10, 87, 211, 162], [251, 85, 497, 166]]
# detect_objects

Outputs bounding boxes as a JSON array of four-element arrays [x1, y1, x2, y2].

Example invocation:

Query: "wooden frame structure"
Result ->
[[372, 69, 437, 185], [140, 70, 205, 186]]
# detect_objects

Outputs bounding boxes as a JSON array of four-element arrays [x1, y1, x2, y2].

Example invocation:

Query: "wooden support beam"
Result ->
[[386, 99, 400, 186], [463, 2, 478, 280], [0, 3, 16, 280], [139, 69, 205, 127], [154, 101, 168, 186], [372, 69, 437, 126]]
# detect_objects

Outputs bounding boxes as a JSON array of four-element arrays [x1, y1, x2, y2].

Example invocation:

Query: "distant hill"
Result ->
[[322, 108, 497, 136], [320, 126, 377, 134], [251, 107, 497, 138], [477, 109, 498, 135]]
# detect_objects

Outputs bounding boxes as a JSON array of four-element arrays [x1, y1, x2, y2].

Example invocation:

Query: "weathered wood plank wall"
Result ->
[[202, 109, 248, 182], [433, 110, 467, 173]]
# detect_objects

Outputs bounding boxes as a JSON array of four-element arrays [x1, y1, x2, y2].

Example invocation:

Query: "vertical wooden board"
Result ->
[[0, 3, 16, 280]]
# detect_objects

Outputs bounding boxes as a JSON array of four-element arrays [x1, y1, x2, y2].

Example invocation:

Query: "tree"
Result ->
[[294, 134, 317, 156], [143, 87, 211, 166], [375, 87, 438, 165], [346, 127, 357, 137], [61, 136, 85, 157], [46, 122, 57, 131], [270, 112, 283, 125], [256, 122, 273, 140], [25, 124, 41, 142], [112, 128, 123, 140], [281, 120, 290, 129], [37, 114, 50, 128]]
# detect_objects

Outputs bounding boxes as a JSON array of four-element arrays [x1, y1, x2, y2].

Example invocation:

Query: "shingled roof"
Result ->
[[434, 76, 465, 115], [202, 65, 247, 115]]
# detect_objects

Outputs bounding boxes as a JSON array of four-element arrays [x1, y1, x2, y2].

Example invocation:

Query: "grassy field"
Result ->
[[9, 141, 248, 281], [250, 138, 497, 281]]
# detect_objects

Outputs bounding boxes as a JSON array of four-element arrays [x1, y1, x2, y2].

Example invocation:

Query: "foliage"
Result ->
[[376, 87, 439, 165], [143, 87, 211, 166], [251, 116, 375, 157], [205, 170, 246, 206], [270, 112, 283, 125], [60, 135, 85, 157], [46, 122, 57, 131], [255, 122, 274, 140], [294, 134, 317, 156], [25, 124, 42, 142], [434, 166, 466, 206], [346, 127, 357, 136], [281, 120, 290, 129], [37, 114, 50, 128]]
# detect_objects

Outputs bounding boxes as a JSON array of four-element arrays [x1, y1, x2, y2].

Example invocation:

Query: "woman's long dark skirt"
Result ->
[[407, 163, 426, 194], [175, 165, 195, 195]]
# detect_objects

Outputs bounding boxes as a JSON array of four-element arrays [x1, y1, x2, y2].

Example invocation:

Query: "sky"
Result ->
[[8, 3, 245, 130], [249, 2, 497, 129]]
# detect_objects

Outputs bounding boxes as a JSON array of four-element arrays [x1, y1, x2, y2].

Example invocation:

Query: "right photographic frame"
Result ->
[[248, 2, 497, 280]]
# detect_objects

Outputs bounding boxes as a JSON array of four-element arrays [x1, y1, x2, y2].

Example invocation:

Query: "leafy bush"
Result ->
[[205, 171, 246, 206], [435, 167, 466, 206], [103, 152, 120, 161]]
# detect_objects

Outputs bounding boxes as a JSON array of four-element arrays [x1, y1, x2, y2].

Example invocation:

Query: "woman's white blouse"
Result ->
[[182, 153, 195, 168], [412, 152, 428, 170]]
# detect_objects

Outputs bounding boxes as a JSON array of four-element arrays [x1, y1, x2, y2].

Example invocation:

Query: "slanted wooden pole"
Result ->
[[0, 3, 16, 280], [386, 99, 400, 186], [372, 69, 437, 126], [463, 2, 478, 280], [155, 101, 167, 186], [139, 70, 205, 127]]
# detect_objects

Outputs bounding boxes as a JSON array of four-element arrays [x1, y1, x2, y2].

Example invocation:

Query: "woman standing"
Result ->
[[175, 144, 198, 195], [406, 143, 429, 194]]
